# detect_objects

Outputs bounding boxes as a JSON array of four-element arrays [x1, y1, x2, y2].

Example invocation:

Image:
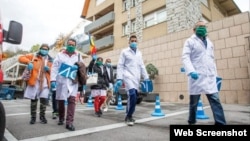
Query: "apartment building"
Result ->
[[79, 0, 240, 53], [79, 0, 250, 104]]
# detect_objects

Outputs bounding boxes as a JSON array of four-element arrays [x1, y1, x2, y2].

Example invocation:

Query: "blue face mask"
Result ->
[[130, 42, 137, 49], [39, 49, 49, 56], [106, 63, 111, 67]]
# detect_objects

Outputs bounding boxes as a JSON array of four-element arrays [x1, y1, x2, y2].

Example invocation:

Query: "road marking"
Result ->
[[14, 106, 210, 141]]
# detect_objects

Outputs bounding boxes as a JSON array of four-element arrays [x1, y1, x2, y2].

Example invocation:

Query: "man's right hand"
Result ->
[[190, 72, 199, 80], [114, 79, 123, 93]]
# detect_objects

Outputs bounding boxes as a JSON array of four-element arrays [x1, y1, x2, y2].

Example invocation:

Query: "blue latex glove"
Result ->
[[92, 55, 97, 60], [82, 85, 87, 91], [44, 66, 50, 71], [72, 65, 78, 70], [114, 79, 123, 93], [27, 63, 33, 70], [190, 72, 199, 80], [51, 81, 56, 90]]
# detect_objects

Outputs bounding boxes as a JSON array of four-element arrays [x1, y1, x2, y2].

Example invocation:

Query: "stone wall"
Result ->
[[166, 0, 201, 33]]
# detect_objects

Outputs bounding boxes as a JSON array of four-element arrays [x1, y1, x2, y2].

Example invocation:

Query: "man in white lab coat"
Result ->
[[115, 35, 149, 126], [182, 21, 226, 125], [50, 38, 85, 131]]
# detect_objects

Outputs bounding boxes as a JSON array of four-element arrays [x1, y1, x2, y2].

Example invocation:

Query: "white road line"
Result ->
[[6, 108, 93, 117], [15, 106, 210, 141]]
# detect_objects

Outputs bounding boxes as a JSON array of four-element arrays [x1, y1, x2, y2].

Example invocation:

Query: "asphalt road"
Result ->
[[1, 99, 250, 141]]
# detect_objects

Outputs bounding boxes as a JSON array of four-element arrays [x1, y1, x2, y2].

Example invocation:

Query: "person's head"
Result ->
[[105, 58, 111, 67], [96, 57, 103, 66], [66, 38, 77, 53], [129, 35, 137, 49], [39, 43, 49, 56], [193, 21, 207, 37]]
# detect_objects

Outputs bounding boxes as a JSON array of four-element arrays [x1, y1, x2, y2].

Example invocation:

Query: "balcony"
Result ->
[[84, 11, 115, 34], [78, 35, 114, 53]]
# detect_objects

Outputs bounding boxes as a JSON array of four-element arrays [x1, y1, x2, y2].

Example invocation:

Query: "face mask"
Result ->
[[96, 61, 103, 66], [195, 26, 207, 37], [106, 63, 111, 67], [66, 45, 76, 53], [130, 42, 137, 49], [39, 49, 48, 56]]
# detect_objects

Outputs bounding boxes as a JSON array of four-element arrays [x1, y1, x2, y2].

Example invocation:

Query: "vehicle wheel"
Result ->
[[6, 94, 12, 100], [0, 101, 6, 141], [136, 97, 143, 104], [109, 94, 118, 105]]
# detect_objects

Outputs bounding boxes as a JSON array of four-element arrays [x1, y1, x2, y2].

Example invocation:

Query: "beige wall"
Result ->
[[85, 12, 250, 104]]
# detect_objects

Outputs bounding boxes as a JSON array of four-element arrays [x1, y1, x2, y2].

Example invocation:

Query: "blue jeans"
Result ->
[[188, 93, 226, 125], [126, 88, 137, 118]]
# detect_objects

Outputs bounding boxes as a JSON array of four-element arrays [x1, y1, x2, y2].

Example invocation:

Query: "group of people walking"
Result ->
[[18, 20, 226, 132]]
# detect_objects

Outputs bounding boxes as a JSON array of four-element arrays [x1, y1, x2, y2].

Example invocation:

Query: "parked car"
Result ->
[[83, 65, 149, 105]]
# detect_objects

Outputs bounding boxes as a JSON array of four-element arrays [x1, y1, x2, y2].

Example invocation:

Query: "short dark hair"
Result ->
[[40, 43, 49, 50], [67, 38, 77, 45], [129, 35, 137, 40]]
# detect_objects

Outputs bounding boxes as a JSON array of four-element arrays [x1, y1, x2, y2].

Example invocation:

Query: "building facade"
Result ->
[[79, 0, 250, 104]]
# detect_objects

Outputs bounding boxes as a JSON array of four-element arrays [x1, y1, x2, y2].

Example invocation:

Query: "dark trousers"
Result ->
[[126, 88, 137, 118], [58, 96, 76, 125], [51, 91, 58, 113]]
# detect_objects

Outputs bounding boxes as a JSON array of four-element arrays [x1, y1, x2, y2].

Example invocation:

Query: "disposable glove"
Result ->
[[51, 81, 56, 90], [44, 66, 50, 71], [190, 72, 199, 80], [114, 79, 123, 93], [92, 55, 97, 60], [82, 85, 87, 91], [72, 65, 78, 70], [27, 63, 33, 70]]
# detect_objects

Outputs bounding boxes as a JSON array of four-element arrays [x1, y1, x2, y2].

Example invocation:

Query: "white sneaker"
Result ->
[[103, 107, 108, 112]]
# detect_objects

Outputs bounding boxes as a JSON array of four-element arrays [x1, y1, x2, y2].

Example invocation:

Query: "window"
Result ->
[[144, 8, 166, 28], [122, 20, 136, 35], [96, 0, 105, 6]]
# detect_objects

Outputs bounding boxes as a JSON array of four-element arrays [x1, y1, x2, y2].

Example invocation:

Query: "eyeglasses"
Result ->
[[130, 40, 137, 42]]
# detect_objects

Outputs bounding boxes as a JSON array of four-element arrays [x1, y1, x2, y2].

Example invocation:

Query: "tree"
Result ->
[[30, 44, 40, 53]]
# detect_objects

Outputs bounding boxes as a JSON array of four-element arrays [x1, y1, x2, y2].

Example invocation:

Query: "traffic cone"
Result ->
[[151, 95, 165, 116], [196, 98, 209, 119], [86, 95, 93, 107], [116, 95, 124, 110]]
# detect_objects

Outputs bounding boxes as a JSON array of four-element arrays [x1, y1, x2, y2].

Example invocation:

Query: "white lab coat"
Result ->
[[182, 34, 218, 95], [116, 47, 149, 91], [50, 52, 84, 100]]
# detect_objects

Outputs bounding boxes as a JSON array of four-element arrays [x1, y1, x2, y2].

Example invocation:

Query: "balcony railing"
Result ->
[[84, 11, 115, 34]]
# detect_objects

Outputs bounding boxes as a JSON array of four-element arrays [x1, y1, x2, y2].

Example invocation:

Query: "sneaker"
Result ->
[[66, 124, 75, 131], [58, 119, 64, 125], [29, 117, 36, 124], [95, 112, 101, 117], [40, 116, 47, 124], [125, 117, 135, 126], [52, 112, 58, 119], [103, 107, 108, 112]]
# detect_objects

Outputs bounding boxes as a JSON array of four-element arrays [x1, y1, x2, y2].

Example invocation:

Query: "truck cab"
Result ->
[[0, 12, 23, 140]]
